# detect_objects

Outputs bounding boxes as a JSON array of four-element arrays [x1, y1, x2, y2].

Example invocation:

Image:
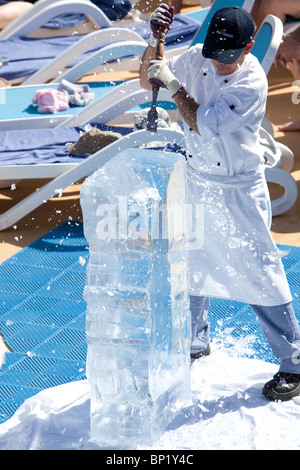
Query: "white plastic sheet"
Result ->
[[1, 344, 299, 450]]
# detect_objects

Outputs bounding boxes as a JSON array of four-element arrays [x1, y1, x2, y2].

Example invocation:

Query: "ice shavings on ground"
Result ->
[[0, 335, 299, 450], [150, 345, 300, 451]]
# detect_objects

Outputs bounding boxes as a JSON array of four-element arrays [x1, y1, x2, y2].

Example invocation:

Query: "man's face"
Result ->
[[209, 42, 254, 75], [210, 55, 243, 75]]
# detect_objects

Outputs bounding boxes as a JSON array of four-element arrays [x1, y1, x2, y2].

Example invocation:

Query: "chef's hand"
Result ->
[[148, 3, 174, 48], [148, 60, 182, 97], [148, 60, 200, 134]]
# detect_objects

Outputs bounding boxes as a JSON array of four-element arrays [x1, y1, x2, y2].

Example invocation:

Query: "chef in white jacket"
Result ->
[[140, 4, 300, 401]]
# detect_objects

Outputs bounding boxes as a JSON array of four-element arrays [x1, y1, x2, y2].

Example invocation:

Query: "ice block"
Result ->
[[80, 148, 191, 449]]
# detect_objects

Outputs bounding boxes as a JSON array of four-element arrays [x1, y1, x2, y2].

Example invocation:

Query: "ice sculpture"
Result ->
[[80, 148, 191, 449]]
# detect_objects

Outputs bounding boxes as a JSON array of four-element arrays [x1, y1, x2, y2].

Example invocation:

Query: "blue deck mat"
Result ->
[[0, 220, 299, 423]]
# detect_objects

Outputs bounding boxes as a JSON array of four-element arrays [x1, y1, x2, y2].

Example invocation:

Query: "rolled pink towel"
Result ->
[[32, 89, 70, 113]]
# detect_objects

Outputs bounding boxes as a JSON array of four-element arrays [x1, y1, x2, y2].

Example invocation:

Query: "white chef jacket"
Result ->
[[167, 45, 292, 306]]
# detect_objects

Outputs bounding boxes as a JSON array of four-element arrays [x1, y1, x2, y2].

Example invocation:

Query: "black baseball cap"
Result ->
[[202, 7, 256, 64]]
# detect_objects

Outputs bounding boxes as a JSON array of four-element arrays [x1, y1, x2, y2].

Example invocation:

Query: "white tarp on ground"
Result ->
[[0, 340, 300, 450]]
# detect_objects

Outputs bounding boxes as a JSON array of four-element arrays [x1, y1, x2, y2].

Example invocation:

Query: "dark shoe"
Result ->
[[263, 372, 300, 401], [191, 344, 211, 363]]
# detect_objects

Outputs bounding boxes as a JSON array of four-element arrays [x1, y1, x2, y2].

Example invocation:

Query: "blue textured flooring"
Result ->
[[0, 221, 89, 423], [0, 220, 299, 424]]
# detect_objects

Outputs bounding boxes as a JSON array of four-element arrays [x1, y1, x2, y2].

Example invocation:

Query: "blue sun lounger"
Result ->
[[0, 1, 201, 84], [0, 0, 135, 41], [0, 0, 296, 228], [0, 1, 279, 132], [17, 0, 254, 86], [0, 76, 297, 231]]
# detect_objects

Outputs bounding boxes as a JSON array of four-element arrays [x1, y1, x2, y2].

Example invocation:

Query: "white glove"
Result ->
[[148, 3, 174, 48], [148, 60, 182, 97]]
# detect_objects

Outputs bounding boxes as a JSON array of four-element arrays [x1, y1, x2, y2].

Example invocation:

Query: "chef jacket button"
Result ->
[[203, 72, 207, 76], [217, 162, 221, 166], [189, 127, 193, 131]]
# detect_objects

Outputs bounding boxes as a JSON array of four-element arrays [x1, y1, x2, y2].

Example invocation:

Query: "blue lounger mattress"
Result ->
[[0, 13, 201, 81], [0, 124, 133, 165], [0, 123, 184, 166], [0, 80, 176, 122], [0, 81, 123, 121]]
